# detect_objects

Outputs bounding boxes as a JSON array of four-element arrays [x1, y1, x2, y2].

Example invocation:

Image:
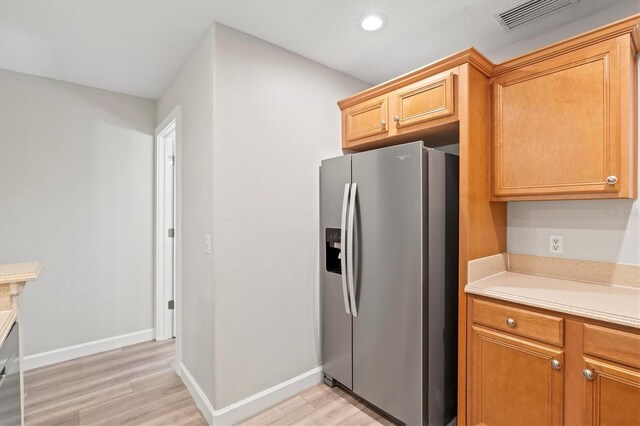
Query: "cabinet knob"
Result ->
[[583, 369, 595, 380], [606, 176, 618, 185], [380, 119, 386, 126], [506, 318, 516, 328], [393, 115, 400, 122], [550, 359, 561, 370]]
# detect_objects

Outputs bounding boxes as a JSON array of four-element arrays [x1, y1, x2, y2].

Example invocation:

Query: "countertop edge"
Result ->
[[465, 285, 640, 330], [0, 310, 17, 347], [0, 261, 43, 285]]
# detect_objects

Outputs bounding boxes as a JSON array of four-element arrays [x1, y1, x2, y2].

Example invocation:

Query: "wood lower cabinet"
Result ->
[[468, 296, 640, 426], [581, 323, 640, 426], [582, 357, 640, 426], [470, 325, 564, 425]]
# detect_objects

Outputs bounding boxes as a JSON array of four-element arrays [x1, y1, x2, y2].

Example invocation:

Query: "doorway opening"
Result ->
[[155, 107, 181, 352]]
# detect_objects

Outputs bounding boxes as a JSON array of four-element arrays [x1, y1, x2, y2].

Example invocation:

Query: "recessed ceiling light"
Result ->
[[360, 13, 387, 31]]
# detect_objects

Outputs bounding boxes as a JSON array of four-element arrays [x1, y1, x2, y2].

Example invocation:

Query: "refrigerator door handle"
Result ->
[[347, 182, 358, 317], [340, 183, 351, 315]]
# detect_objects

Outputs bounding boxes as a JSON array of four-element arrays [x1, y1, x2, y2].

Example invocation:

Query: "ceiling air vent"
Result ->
[[495, 0, 580, 31]]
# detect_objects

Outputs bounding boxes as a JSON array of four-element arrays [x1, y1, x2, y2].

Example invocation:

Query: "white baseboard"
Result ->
[[178, 363, 216, 425], [23, 328, 155, 371], [179, 363, 323, 426]]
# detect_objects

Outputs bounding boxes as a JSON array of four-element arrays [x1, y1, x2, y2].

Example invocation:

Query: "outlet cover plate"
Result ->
[[549, 235, 563, 254]]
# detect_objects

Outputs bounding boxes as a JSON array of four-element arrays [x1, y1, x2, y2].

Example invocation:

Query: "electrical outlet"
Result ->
[[549, 235, 563, 254]]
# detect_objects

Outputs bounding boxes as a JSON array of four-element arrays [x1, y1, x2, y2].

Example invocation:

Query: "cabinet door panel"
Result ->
[[394, 72, 455, 129], [582, 357, 640, 426], [343, 96, 388, 144], [470, 326, 563, 426], [492, 38, 623, 198]]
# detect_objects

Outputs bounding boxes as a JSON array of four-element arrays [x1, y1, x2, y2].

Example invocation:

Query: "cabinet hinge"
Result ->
[[168, 300, 175, 310]]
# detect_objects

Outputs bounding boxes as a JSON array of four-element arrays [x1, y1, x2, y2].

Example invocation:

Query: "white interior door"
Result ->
[[156, 122, 176, 340]]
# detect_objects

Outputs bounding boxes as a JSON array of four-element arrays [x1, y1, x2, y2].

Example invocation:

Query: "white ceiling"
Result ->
[[1, 0, 637, 99]]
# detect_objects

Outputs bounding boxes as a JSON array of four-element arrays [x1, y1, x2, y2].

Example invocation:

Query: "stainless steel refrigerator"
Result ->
[[320, 141, 458, 426]]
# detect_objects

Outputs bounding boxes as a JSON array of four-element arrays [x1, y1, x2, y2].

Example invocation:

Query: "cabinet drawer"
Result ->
[[583, 324, 640, 368], [342, 96, 388, 143], [471, 298, 563, 346], [393, 72, 455, 129]]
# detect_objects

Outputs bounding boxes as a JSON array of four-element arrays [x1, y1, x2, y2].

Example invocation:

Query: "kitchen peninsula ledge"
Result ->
[[465, 270, 640, 329], [0, 261, 42, 345]]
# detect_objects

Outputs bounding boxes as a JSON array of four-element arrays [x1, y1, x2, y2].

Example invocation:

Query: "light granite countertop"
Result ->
[[0, 261, 42, 346], [466, 271, 640, 329], [0, 262, 42, 285], [0, 310, 17, 347]]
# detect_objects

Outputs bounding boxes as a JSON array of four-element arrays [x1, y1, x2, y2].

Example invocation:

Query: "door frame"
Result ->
[[155, 106, 182, 368]]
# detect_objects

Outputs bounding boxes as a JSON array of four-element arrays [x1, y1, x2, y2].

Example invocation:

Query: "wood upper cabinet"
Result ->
[[339, 66, 462, 151], [342, 95, 389, 145], [470, 325, 564, 425], [392, 71, 456, 133], [491, 35, 638, 200]]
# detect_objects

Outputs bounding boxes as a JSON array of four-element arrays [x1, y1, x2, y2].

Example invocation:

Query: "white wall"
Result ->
[[157, 21, 368, 412], [487, 0, 640, 63], [487, 4, 640, 266], [156, 27, 217, 402], [210, 24, 368, 409], [0, 69, 156, 355]]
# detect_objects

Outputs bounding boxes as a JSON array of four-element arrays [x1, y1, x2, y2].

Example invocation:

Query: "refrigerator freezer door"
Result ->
[[351, 142, 425, 425], [320, 155, 353, 390]]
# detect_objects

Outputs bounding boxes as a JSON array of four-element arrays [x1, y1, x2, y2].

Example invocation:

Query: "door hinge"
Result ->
[[168, 228, 175, 238], [168, 300, 175, 310], [168, 155, 175, 166]]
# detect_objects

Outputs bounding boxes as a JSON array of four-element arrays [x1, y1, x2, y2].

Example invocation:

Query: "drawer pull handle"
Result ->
[[393, 115, 400, 122], [550, 359, 561, 370], [583, 369, 595, 380], [506, 318, 516, 328], [380, 120, 386, 127], [606, 176, 618, 185]]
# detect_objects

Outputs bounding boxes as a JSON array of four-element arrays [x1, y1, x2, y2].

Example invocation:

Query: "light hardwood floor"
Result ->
[[240, 384, 396, 426], [23, 339, 206, 426], [24, 339, 396, 426]]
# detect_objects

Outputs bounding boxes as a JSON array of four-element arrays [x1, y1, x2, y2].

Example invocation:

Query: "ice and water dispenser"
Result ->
[[325, 228, 342, 274]]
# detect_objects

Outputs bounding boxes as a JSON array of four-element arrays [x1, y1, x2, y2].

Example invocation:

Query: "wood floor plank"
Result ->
[[25, 409, 80, 426], [298, 383, 341, 408], [291, 394, 361, 425], [130, 368, 181, 392], [25, 339, 205, 426], [23, 359, 83, 387], [78, 377, 187, 424], [81, 344, 174, 374], [25, 381, 134, 420], [77, 347, 123, 365], [25, 339, 396, 426], [242, 383, 399, 426], [82, 388, 193, 425], [242, 395, 316, 426], [26, 358, 171, 403], [148, 404, 207, 426]]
